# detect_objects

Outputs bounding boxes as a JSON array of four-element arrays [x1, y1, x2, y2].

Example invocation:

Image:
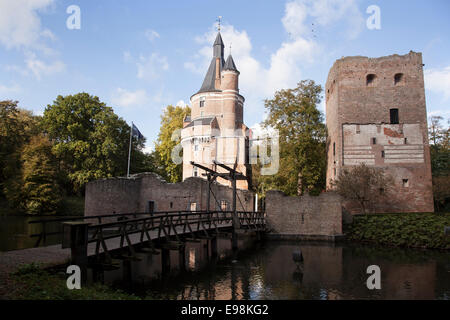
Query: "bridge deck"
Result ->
[[0, 222, 234, 275]]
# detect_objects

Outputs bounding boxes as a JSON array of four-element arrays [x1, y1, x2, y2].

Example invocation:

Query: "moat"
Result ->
[[94, 241, 450, 300], [1, 216, 449, 300]]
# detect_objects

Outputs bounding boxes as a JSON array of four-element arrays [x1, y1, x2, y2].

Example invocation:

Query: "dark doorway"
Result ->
[[146, 201, 155, 214], [390, 108, 399, 124]]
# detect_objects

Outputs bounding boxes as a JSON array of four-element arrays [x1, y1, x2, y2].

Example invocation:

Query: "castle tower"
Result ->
[[325, 51, 434, 213], [181, 32, 250, 190]]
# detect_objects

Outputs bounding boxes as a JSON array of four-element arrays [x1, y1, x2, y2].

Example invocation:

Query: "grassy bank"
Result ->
[[1, 263, 140, 300], [346, 212, 450, 250]]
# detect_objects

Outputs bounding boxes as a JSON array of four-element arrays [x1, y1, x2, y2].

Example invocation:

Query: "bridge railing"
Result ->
[[29, 210, 266, 248]]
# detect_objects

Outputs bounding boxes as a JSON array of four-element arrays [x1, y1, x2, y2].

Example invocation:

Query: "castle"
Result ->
[[325, 51, 434, 213], [181, 32, 251, 190]]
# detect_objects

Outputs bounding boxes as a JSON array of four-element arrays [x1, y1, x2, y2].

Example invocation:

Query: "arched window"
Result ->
[[394, 73, 404, 85], [366, 74, 376, 86]]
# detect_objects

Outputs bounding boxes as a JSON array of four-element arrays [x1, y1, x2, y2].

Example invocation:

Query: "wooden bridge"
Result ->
[[26, 209, 265, 281]]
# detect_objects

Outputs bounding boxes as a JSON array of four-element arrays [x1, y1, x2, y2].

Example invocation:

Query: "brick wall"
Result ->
[[265, 190, 342, 238], [85, 172, 254, 216]]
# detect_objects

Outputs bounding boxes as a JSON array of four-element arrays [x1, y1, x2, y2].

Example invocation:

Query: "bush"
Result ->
[[346, 212, 450, 250]]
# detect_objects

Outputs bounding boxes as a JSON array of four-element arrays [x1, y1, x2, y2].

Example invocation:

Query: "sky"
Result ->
[[0, 0, 449, 153]]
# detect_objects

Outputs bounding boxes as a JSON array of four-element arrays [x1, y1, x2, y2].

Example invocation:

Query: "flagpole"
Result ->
[[127, 121, 133, 177]]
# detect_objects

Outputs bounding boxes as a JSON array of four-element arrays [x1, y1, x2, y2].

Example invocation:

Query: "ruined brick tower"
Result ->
[[325, 51, 434, 213], [181, 32, 250, 190]]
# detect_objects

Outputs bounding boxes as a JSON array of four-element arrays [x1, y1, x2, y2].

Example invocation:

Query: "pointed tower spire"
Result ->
[[224, 54, 238, 72], [213, 32, 224, 60], [198, 31, 225, 93]]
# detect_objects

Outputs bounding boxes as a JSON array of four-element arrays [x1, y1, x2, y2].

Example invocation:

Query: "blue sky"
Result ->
[[0, 0, 449, 152]]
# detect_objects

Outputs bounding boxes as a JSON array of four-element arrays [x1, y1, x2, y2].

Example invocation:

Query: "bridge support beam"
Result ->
[[62, 222, 90, 285], [178, 246, 186, 271], [161, 247, 171, 274], [210, 237, 217, 258]]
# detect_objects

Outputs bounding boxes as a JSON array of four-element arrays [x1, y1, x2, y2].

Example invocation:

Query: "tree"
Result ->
[[20, 135, 62, 214], [154, 105, 191, 182], [428, 116, 450, 211], [0, 100, 40, 200], [42, 93, 148, 193], [259, 80, 327, 196], [332, 163, 394, 214]]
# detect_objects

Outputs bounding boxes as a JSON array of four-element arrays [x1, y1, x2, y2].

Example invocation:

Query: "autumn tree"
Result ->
[[18, 135, 62, 214], [258, 80, 327, 196], [0, 101, 40, 200], [332, 163, 394, 214], [428, 116, 450, 211], [154, 105, 191, 182]]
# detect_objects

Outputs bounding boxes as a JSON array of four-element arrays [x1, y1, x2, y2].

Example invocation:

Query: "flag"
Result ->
[[132, 123, 144, 140]]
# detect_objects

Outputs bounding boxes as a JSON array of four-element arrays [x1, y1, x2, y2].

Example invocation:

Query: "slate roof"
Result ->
[[183, 117, 216, 128], [197, 32, 225, 94], [224, 54, 238, 72]]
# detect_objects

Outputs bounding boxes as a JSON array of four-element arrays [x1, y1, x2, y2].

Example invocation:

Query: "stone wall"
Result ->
[[85, 172, 254, 216], [325, 51, 434, 213], [265, 190, 342, 239]]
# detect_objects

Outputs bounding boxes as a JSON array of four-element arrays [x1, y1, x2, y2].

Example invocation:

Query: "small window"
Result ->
[[199, 96, 205, 108], [394, 73, 404, 85], [381, 151, 385, 158], [404, 137, 408, 144], [193, 166, 198, 177], [220, 200, 228, 211], [190, 202, 197, 211], [170, 202, 173, 209], [334, 168, 336, 177], [402, 179, 409, 187], [333, 142, 335, 156], [379, 187, 385, 194], [194, 144, 199, 151], [372, 137, 377, 145], [390, 108, 399, 124], [366, 74, 376, 86]]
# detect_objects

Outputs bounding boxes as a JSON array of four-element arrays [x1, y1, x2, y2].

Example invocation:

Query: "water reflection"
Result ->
[[89, 240, 450, 300]]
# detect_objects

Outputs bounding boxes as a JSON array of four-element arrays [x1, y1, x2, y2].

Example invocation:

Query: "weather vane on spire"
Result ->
[[229, 43, 232, 55], [216, 16, 222, 32]]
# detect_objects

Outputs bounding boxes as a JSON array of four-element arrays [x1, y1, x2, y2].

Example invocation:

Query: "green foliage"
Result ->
[[428, 116, 450, 211], [0, 101, 41, 199], [347, 212, 450, 249], [332, 163, 394, 214], [22, 135, 63, 214], [257, 80, 327, 196], [42, 93, 149, 193], [9, 264, 140, 300], [154, 105, 191, 182]]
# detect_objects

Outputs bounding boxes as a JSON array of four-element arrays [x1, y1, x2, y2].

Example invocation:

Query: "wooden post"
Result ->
[[161, 248, 171, 274], [62, 222, 90, 284], [232, 175, 238, 250], [178, 245, 186, 271], [210, 237, 218, 258]]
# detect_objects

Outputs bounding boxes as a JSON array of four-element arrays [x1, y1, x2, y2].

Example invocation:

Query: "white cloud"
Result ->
[[184, 0, 364, 118], [24, 52, 65, 79], [176, 100, 188, 108], [111, 88, 149, 108], [136, 53, 169, 80], [0, 0, 55, 50], [0, 83, 21, 97], [425, 66, 450, 101], [145, 29, 160, 42], [284, 0, 365, 40]]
